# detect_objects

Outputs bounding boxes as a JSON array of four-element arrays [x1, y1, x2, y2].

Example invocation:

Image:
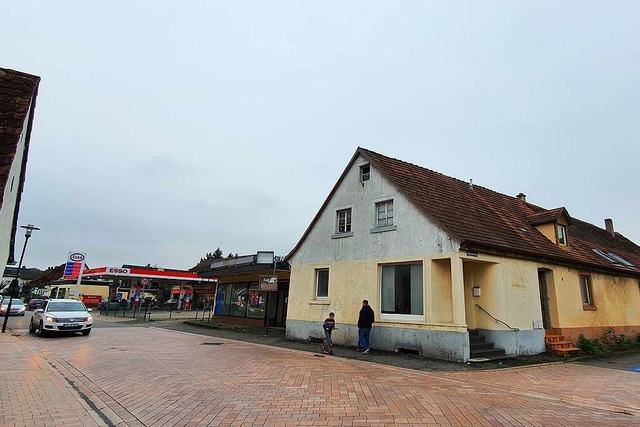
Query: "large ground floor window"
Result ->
[[215, 283, 268, 318], [381, 262, 423, 316]]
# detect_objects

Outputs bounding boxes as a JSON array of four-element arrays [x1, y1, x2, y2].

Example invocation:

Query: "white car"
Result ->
[[29, 299, 93, 337], [0, 298, 26, 316]]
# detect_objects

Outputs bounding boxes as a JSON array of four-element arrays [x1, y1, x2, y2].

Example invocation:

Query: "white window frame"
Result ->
[[379, 261, 424, 322], [375, 200, 394, 228], [336, 208, 352, 234], [557, 224, 567, 246], [579, 274, 594, 308], [360, 164, 370, 182], [315, 269, 329, 299]]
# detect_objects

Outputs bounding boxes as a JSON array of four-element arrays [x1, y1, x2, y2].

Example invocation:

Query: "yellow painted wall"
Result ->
[[289, 252, 640, 338], [79, 285, 110, 298], [536, 223, 557, 244], [288, 255, 469, 336], [550, 267, 640, 328], [431, 259, 453, 323]]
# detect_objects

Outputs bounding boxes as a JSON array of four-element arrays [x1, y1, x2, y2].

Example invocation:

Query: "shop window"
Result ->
[[381, 262, 423, 315], [215, 284, 232, 315], [230, 284, 248, 316], [247, 286, 266, 319]]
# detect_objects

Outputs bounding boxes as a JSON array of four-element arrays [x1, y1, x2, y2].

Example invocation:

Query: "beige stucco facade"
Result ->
[[543, 267, 640, 342]]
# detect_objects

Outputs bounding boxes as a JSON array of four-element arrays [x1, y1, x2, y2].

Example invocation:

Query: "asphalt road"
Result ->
[[3, 309, 140, 332]]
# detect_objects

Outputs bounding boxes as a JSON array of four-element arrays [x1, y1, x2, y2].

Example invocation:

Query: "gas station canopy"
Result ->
[[81, 266, 218, 283]]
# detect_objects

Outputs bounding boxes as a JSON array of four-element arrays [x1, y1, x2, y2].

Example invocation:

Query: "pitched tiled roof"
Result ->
[[287, 147, 640, 277], [29, 264, 64, 288], [527, 207, 572, 226], [0, 68, 40, 263]]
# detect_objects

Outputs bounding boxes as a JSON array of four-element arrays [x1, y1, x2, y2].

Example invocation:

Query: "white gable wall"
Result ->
[[291, 154, 460, 265], [0, 102, 31, 275]]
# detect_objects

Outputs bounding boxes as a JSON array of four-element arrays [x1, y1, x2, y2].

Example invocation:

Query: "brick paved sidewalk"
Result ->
[[0, 331, 109, 426], [11, 326, 639, 426]]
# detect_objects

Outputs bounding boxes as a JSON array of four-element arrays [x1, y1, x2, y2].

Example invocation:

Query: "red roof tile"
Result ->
[[288, 148, 640, 277], [0, 68, 40, 263]]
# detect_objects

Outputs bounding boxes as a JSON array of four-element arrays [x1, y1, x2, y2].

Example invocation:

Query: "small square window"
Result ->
[[360, 164, 370, 182], [557, 224, 567, 246], [336, 209, 352, 234], [580, 274, 594, 308], [316, 269, 329, 298], [375, 200, 394, 228]]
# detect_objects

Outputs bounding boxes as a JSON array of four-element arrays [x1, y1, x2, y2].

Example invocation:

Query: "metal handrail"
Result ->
[[475, 304, 520, 331]]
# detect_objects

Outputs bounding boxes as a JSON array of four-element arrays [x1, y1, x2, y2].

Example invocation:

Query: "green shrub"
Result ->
[[616, 334, 636, 351], [577, 334, 611, 357]]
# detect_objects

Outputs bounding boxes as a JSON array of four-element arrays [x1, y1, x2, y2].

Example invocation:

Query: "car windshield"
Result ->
[[3, 299, 24, 306], [48, 301, 86, 312]]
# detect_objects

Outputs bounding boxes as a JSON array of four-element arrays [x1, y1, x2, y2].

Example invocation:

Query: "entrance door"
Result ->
[[275, 288, 288, 327], [537, 269, 552, 330]]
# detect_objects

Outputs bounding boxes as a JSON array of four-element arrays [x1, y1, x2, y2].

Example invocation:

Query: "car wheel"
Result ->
[[28, 320, 36, 334], [21, 313, 25, 316], [37, 321, 48, 337], [81, 329, 91, 336]]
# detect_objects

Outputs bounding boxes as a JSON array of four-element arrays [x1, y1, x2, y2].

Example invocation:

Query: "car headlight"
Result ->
[[87, 315, 93, 321], [46, 316, 57, 323]]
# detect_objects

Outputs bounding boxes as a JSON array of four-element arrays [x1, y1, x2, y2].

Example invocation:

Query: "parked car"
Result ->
[[0, 298, 26, 316], [27, 298, 44, 310], [29, 299, 93, 337]]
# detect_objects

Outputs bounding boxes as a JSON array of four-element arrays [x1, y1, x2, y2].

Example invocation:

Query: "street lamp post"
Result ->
[[2, 224, 40, 333]]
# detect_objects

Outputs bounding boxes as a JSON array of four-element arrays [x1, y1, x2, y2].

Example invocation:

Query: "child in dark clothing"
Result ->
[[321, 312, 336, 354]]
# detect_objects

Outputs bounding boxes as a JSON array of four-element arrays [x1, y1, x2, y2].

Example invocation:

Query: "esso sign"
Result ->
[[69, 253, 85, 262], [107, 267, 130, 275]]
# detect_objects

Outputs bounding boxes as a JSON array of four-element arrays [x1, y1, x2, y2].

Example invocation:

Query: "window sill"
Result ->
[[309, 299, 330, 305], [370, 225, 397, 234], [331, 232, 353, 239], [582, 305, 597, 311]]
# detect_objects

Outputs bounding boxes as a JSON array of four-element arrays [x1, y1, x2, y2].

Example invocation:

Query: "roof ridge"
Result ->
[[357, 147, 524, 202]]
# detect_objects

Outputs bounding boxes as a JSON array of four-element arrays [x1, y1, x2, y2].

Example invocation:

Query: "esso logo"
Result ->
[[69, 253, 85, 262], [108, 268, 130, 275]]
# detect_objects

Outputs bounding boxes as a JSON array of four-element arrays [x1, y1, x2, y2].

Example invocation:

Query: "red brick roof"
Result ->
[[527, 208, 572, 226], [288, 147, 640, 277], [0, 68, 40, 264]]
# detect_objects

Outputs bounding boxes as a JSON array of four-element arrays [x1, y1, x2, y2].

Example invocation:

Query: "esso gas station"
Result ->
[[81, 265, 218, 310]]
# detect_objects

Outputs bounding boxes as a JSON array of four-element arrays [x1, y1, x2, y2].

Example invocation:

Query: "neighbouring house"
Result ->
[[191, 251, 290, 327], [285, 147, 640, 362], [0, 68, 40, 277], [1, 265, 42, 294]]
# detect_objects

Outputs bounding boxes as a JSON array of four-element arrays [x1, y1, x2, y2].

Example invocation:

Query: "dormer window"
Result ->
[[360, 164, 370, 183], [557, 224, 567, 246]]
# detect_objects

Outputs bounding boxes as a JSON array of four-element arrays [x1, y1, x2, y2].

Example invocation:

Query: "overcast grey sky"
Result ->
[[3, 1, 639, 271]]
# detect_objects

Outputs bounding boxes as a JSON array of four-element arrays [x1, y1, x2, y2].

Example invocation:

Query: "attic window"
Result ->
[[360, 164, 370, 183], [556, 224, 567, 246], [592, 249, 635, 268]]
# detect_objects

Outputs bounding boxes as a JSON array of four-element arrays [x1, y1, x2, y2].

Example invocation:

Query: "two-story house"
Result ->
[[285, 147, 640, 362]]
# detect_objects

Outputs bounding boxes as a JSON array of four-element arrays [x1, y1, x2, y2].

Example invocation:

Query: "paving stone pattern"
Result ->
[[4, 326, 640, 426]]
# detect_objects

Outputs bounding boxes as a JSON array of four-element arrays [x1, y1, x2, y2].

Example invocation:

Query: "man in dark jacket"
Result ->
[[357, 300, 375, 354]]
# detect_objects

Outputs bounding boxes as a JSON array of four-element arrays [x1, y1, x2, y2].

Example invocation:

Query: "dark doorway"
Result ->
[[538, 269, 552, 330]]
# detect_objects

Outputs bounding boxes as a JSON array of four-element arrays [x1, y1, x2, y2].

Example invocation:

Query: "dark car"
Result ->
[[27, 298, 44, 310]]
